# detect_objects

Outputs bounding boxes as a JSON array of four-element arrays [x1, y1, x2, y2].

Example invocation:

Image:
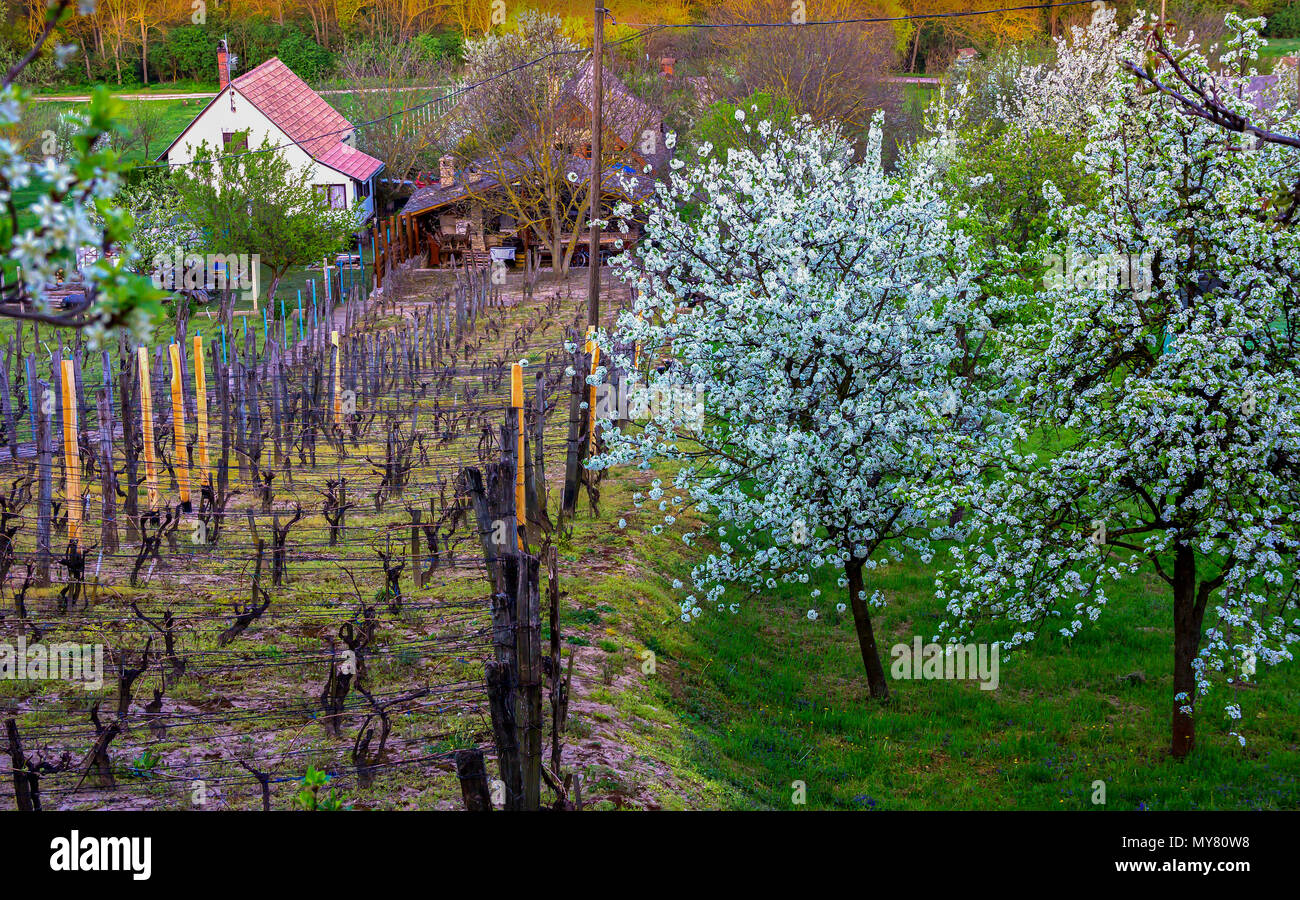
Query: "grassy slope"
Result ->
[[7, 98, 194, 245], [1261, 37, 1300, 58], [555, 463, 1300, 811]]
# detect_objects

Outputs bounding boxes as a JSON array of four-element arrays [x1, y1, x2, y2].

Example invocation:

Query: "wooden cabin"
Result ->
[[399, 57, 669, 270]]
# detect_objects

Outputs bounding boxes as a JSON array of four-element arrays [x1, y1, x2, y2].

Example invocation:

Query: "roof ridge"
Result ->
[[229, 56, 354, 162], [231, 56, 284, 85]]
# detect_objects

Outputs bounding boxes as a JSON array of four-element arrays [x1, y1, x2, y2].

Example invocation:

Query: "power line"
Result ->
[[128, 1, 1094, 174], [624, 0, 1098, 29], [137, 25, 661, 173]]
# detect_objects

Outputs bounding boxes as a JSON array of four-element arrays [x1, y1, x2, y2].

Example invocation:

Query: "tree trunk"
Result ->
[[1171, 545, 1201, 758], [267, 272, 283, 307], [551, 237, 566, 283], [845, 556, 890, 700]]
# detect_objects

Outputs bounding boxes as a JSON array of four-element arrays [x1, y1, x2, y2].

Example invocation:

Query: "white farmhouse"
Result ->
[[158, 41, 383, 222]]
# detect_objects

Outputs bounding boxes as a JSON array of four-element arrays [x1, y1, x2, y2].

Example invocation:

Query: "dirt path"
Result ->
[[31, 86, 443, 103]]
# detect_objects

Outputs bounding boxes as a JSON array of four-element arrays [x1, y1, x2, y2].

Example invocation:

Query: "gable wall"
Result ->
[[164, 87, 362, 209]]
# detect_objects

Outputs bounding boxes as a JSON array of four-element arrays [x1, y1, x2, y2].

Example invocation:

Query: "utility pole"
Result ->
[[586, 1, 604, 329]]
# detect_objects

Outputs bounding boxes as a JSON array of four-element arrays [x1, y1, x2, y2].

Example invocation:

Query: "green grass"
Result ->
[[1260, 37, 1300, 58], [553, 465, 1300, 811], [30, 80, 219, 97], [8, 97, 194, 238]]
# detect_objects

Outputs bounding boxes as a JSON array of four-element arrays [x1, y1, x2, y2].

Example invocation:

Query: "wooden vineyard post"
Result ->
[[24, 355, 36, 435], [138, 347, 159, 510], [269, 343, 284, 466], [410, 509, 423, 591], [35, 379, 52, 584], [515, 551, 543, 811], [512, 363, 525, 549], [60, 360, 81, 548], [95, 389, 118, 554], [51, 345, 63, 482], [193, 335, 209, 489], [500, 419, 544, 809], [454, 749, 493, 811], [118, 340, 139, 542], [214, 339, 230, 505], [169, 343, 190, 511], [466, 435, 528, 808], [560, 337, 588, 522], [0, 355, 18, 460], [527, 372, 549, 533]]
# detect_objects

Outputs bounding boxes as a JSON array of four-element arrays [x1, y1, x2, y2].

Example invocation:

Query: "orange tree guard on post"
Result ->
[[169, 342, 190, 511], [138, 346, 159, 510], [585, 327, 600, 454], [193, 335, 209, 487], [331, 331, 342, 427], [512, 362, 525, 548], [60, 359, 81, 546]]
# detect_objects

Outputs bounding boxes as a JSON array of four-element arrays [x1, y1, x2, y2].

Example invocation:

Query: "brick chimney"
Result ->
[[659, 57, 676, 78], [439, 155, 454, 188], [217, 39, 231, 90]]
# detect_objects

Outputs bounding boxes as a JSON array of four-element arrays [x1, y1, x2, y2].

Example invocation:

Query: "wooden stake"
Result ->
[[35, 379, 51, 584], [587, 0, 604, 329]]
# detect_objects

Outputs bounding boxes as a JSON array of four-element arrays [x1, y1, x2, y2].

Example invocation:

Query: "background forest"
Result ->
[[6, 0, 1300, 91]]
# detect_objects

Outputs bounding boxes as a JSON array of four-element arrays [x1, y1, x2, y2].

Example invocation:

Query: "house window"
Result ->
[[317, 183, 348, 210], [315, 184, 348, 209], [357, 178, 370, 199], [222, 130, 249, 153]]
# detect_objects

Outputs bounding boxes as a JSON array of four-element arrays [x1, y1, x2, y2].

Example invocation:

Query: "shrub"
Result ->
[[688, 91, 796, 163], [277, 30, 335, 82], [154, 25, 217, 83], [1267, 1, 1300, 37], [411, 30, 464, 64]]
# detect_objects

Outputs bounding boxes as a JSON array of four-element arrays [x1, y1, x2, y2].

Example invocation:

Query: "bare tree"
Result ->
[[708, 0, 898, 130], [336, 32, 453, 200], [455, 12, 661, 276], [121, 98, 168, 161]]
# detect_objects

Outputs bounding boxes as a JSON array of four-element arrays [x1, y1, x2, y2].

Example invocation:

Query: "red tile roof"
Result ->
[[317, 141, 384, 181], [232, 57, 383, 180]]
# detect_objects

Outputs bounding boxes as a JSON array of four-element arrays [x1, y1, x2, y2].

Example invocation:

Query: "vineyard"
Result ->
[[0, 259, 626, 811]]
